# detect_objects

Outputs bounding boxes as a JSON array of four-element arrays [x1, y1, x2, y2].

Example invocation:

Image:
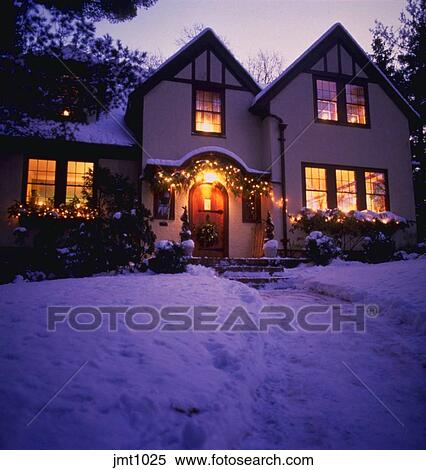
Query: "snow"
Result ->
[[0, 258, 425, 449], [155, 239, 174, 250], [0, 270, 264, 449], [112, 211, 122, 220]]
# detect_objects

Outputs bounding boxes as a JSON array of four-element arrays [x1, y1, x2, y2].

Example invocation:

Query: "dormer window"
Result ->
[[193, 87, 224, 136], [314, 77, 369, 127]]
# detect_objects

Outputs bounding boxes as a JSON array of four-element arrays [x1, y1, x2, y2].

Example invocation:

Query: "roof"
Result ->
[[251, 23, 420, 122], [125, 28, 260, 130]]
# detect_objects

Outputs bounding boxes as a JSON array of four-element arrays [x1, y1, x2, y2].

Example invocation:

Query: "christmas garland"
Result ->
[[147, 159, 271, 200]]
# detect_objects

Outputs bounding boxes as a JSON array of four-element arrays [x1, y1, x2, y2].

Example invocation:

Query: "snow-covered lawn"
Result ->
[[0, 259, 425, 449]]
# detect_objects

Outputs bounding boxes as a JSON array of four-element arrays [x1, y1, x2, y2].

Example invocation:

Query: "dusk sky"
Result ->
[[97, 0, 406, 69]]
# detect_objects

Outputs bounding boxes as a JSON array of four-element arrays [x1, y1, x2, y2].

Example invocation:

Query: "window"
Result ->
[[365, 171, 387, 212], [316, 80, 338, 121], [242, 193, 261, 223], [66, 161, 94, 203], [153, 190, 175, 220], [194, 88, 223, 134], [26, 159, 56, 205], [303, 164, 389, 213], [304, 166, 328, 210], [314, 76, 369, 127], [336, 169, 357, 212], [346, 84, 366, 124]]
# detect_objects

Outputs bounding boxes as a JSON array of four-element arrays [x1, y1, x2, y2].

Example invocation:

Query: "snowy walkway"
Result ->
[[244, 288, 426, 449], [0, 259, 425, 449]]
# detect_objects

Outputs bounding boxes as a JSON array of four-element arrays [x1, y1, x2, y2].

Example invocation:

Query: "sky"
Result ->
[[96, 0, 406, 68]]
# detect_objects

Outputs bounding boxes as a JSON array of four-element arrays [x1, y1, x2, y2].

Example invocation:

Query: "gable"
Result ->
[[251, 23, 418, 122]]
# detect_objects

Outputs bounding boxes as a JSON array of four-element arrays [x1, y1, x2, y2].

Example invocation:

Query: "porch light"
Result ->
[[203, 171, 218, 184], [61, 108, 71, 117]]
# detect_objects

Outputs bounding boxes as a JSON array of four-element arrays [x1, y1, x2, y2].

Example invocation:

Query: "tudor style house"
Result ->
[[0, 23, 419, 258]]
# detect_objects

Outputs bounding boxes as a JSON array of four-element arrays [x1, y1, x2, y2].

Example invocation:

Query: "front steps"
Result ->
[[189, 257, 308, 288]]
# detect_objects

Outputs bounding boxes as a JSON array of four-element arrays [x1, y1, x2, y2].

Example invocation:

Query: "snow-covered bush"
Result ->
[[290, 208, 409, 257], [148, 241, 187, 274], [362, 232, 396, 264], [305, 231, 341, 266]]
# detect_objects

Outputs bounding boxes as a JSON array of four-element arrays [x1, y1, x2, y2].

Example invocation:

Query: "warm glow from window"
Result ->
[[66, 161, 94, 203], [203, 198, 212, 211], [61, 108, 71, 117], [26, 158, 56, 205], [195, 89, 222, 134], [336, 169, 357, 212], [365, 171, 386, 212], [317, 80, 338, 121], [305, 166, 328, 210], [346, 84, 366, 125]]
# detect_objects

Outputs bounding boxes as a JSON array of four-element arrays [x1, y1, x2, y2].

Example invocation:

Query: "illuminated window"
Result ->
[[304, 167, 328, 210], [194, 89, 223, 134], [26, 158, 56, 205], [336, 169, 357, 212], [316, 80, 338, 121], [346, 84, 366, 125], [365, 172, 387, 212], [66, 161, 93, 203]]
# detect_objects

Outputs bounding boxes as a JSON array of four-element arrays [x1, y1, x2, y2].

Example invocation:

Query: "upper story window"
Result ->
[[66, 161, 94, 203], [316, 80, 338, 121], [26, 158, 56, 205], [193, 88, 224, 135], [346, 84, 366, 125], [314, 77, 369, 127]]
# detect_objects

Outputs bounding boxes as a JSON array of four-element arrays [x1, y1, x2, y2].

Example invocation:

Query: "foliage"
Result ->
[[179, 206, 192, 242], [362, 232, 396, 264], [290, 208, 409, 254], [246, 50, 284, 85], [264, 211, 275, 241], [148, 159, 271, 202], [370, 0, 426, 240], [8, 168, 156, 278], [305, 231, 341, 266], [0, 0, 156, 138], [148, 241, 187, 274], [196, 222, 219, 248]]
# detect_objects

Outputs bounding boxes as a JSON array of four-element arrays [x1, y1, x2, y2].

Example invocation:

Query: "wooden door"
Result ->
[[190, 183, 228, 257]]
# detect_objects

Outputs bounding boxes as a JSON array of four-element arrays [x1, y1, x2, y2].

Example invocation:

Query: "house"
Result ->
[[0, 23, 419, 259]]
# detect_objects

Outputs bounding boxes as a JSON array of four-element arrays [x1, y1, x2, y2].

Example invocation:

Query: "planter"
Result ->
[[263, 239, 278, 258], [181, 239, 195, 257]]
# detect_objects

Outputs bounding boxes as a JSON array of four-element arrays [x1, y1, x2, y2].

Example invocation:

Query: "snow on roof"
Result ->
[[73, 109, 136, 146], [252, 23, 420, 119]]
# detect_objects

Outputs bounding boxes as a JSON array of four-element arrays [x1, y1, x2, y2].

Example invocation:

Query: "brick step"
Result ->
[[190, 257, 308, 268], [226, 276, 290, 286], [216, 265, 285, 274]]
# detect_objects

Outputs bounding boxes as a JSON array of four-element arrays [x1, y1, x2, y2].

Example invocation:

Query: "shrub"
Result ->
[[148, 241, 187, 274], [305, 231, 341, 266], [362, 232, 396, 263]]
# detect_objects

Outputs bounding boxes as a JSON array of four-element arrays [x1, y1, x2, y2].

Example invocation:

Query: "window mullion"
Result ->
[[55, 160, 67, 206], [356, 170, 367, 210], [326, 167, 337, 209], [336, 81, 347, 124]]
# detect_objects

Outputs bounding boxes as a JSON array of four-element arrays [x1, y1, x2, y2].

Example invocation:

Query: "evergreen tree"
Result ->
[[179, 206, 192, 242], [264, 211, 275, 241], [370, 0, 426, 240]]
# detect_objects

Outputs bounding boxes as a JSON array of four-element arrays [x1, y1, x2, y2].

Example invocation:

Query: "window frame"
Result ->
[[22, 155, 97, 206], [301, 162, 389, 212], [192, 84, 226, 137], [153, 189, 175, 220], [312, 74, 370, 128]]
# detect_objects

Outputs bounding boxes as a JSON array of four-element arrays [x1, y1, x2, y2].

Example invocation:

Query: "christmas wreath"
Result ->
[[196, 222, 219, 247]]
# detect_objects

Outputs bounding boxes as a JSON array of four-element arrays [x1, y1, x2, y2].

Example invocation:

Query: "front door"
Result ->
[[190, 183, 228, 257]]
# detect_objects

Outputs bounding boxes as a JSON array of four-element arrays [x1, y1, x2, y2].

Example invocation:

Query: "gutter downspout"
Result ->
[[266, 113, 288, 257]]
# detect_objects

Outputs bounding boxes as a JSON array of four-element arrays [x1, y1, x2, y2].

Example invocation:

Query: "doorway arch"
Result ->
[[189, 182, 229, 258]]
